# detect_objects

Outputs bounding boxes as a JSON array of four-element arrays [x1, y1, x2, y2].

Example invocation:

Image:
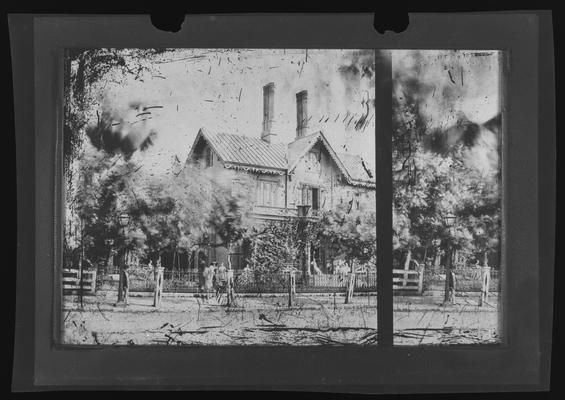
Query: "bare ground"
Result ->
[[394, 294, 501, 345], [62, 291, 499, 346], [62, 291, 378, 346]]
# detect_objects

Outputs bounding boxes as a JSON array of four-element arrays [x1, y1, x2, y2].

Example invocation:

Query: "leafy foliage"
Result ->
[[392, 52, 502, 269], [64, 49, 166, 167], [318, 204, 377, 271]]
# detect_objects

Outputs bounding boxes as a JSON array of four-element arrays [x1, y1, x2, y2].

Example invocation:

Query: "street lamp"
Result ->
[[443, 212, 456, 304], [297, 205, 311, 218], [116, 211, 130, 305], [444, 213, 456, 230], [119, 212, 131, 228]]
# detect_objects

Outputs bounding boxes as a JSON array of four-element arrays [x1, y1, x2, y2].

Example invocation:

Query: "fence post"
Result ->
[[122, 266, 130, 305], [417, 265, 424, 295], [345, 272, 356, 304], [88, 268, 97, 295], [479, 266, 491, 306], [226, 269, 235, 307], [153, 266, 164, 308], [288, 270, 295, 308]]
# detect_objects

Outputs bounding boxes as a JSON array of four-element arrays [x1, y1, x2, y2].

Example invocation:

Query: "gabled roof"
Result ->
[[287, 131, 351, 179], [188, 128, 287, 171], [286, 132, 321, 167], [287, 131, 376, 187], [186, 128, 376, 188], [338, 152, 376, 185]]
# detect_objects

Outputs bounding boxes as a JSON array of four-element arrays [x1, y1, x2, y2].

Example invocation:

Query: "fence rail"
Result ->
[[393, 268, 423, 293], [423, 266, 500, 292], [63, 268, 97, 295], [85, 265, 499, 295], [95, 269, 380, 293]]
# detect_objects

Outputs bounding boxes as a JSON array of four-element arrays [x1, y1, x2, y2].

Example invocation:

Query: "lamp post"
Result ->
[[443, 212, 456, 304], [116, 211, 130, 305]]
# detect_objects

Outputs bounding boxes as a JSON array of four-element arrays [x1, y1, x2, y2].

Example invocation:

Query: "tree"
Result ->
[[317, 204, 376, 303], [208, 193, 252, 270], [245, 216, 321, 275], [72, 149, 145, 270], [64, 48, 166, 174], [319, 204, 376, 272], [391, 51, 502, 287]]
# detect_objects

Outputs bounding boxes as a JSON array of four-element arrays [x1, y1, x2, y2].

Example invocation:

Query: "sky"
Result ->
[[392, 50, 501, 129], [82, 49, 376, 176], [392, 50, 501, 175], [76, 49, 501, 178]]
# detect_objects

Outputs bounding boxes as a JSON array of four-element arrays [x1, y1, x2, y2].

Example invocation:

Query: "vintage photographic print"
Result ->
[[61, 47, 503, 347], [392, 50, 503, 345], [62, 49, 378, 346]]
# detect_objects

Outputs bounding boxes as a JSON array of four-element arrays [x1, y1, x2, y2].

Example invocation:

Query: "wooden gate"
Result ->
[[62, 268, 97, 295], [393, 268, 423, 294]]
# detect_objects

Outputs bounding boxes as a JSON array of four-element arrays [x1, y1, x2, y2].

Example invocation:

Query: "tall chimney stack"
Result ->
[[261, 82, 276, 143], [296, 90, 309, 139]]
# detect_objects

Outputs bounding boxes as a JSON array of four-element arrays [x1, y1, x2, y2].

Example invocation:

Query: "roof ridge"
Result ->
[[191, 128, 375, 187]]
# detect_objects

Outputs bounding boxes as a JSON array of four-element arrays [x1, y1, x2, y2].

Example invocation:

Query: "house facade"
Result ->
[[184, 83, 376, 272]]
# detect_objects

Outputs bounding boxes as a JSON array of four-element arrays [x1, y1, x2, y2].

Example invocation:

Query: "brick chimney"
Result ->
[[296, 90, 309, 139], [261, 82, 276, 143]]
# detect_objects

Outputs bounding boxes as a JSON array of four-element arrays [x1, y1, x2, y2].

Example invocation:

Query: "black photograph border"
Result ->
[[11, 13, 554, 391]]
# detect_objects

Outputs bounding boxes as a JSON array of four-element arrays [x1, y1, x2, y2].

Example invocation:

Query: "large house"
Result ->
[[183, 83, 376, 272]]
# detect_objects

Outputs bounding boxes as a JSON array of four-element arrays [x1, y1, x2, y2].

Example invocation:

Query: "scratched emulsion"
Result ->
[[73, 49, 376, 178], [391, 50, 503, 345], [62, 49, 378, 346]]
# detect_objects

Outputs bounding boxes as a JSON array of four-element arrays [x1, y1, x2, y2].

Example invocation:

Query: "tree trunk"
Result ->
[[117, 248, 126, 304], [422, 246, 429, 267], [404, 249, 412, 270], [104, 246, 112, 272], [443, 247, 455, 304]]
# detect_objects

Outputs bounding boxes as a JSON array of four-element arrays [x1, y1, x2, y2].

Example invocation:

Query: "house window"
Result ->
[[312, 188, 319, 210], [308, 151, 321, 173], [257, 180, 279, 207], [301, 185, 320, 210]]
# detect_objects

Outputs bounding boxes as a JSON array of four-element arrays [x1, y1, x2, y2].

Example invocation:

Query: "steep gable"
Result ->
[[187, 128, 287, 173], [338, 152, 376, 186], [186, 128, 376, 188], [287, 131, 375, 188]]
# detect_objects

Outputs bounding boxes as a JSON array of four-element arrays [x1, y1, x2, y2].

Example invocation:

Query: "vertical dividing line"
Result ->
[[375, 50, 393, 346], [499, 50, 508, 348], [53, 48, 66, 345]]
